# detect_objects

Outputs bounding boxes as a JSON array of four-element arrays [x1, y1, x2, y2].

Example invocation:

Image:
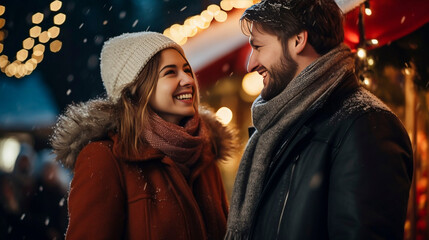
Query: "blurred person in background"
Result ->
[[51, 31, 236, 239]]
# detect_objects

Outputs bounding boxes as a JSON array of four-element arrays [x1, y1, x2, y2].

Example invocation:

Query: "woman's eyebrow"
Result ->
[[159, 64, 176, 73]]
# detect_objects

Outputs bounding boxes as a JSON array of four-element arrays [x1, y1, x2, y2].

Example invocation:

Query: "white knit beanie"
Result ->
[[100, 31, 185, 102]]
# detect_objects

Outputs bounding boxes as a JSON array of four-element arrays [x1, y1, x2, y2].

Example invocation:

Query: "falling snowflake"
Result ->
[[180, 6, 187, 12], [132, 19, 139, 28], [20, 214, 26, 220], [67, 74, 74, 82], [119, 11, 126, 19], [94, 35, 104, 45], [66, 89, 72, 95], [59, 197, 65, 207], [79, 23, 84, 29], [45, 217, 50, 226]]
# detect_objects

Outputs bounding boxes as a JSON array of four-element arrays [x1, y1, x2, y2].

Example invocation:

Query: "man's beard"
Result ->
[[260, 53, 298, 101]]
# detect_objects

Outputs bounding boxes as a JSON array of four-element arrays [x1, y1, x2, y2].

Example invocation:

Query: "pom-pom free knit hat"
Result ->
[[100, 31, 184, 102]]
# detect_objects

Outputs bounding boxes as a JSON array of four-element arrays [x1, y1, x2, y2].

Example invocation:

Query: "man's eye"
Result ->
[[184, 69, 192, 74], [253, 45, 261, 50]]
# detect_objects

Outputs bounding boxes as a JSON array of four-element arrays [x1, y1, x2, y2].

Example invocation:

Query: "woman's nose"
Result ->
[[180, 72, 194, 86]]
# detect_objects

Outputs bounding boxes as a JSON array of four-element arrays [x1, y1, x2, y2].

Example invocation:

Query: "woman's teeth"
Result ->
[[175, 93, 192, 100]]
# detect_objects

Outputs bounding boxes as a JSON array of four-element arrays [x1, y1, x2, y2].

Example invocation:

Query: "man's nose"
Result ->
[[247, 49, 258, 73]]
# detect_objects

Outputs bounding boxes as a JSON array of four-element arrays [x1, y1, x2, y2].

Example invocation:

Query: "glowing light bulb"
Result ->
[[50, 40, 62, 52], [220, 0, 233, 11], [50, 0, 62, 11], [242, 71, 264, 96], [53, 13, 66, 25], [32, 12, 44, 24], [29, 26, 42, 38], [365, 8, 372, 16], [370, 39, 378, 45], [357, 48, 366, 59], [216, 107, 233, 125], [214, 11, 228, 22]]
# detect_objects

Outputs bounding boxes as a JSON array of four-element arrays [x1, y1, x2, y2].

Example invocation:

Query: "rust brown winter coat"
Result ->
[[51, 100, 237, 240]]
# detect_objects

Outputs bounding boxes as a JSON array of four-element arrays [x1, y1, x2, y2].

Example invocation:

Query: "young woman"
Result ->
[[51, 32, 236, 240]]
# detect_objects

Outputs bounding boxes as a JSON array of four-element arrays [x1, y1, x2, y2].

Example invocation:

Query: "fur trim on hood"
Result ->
[[50, 99, 239, 169]]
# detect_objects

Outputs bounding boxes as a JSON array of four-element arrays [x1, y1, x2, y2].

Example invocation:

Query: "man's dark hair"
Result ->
[[241, 0, 344, 55]]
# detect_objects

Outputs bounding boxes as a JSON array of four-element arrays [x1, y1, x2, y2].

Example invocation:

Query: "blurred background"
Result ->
[[0, 0, 428, 239]]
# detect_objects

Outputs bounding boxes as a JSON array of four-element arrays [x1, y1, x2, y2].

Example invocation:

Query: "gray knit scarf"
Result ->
[[225, 44, 355, 239]]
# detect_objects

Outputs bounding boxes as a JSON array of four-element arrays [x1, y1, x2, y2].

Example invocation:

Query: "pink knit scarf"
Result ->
[[143, 113, 206, 179]]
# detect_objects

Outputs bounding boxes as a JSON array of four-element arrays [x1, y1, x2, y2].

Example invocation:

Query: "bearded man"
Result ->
[[225, 0, 413, 239]]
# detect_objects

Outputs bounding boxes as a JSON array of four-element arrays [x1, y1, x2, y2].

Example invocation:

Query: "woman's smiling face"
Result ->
[[149, 48, 196, 124]]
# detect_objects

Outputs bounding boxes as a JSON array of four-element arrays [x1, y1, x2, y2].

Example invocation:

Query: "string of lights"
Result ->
[[163, 0, 258, 45], [0, 0, 66, 79]]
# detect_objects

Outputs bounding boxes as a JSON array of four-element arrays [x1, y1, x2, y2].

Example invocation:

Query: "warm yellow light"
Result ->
[[48, 26, 60, 38], [201, 21, 210, 29], [5, 66, 13, 77], [6, 62, 17, 76], [184, 18, 195, 27], [163, 28, 173, 39], [191, 15, 205, 29], [0, 18, 5, 28], [33, 44, 45, 56], [0, 43, 3, 53], [170, 24, 186, 41], [23, 38, 35, 49], [242, 71, 264, 96], [201, 10, 214, 22], [404, 68, 411, 76], [0, 55, 8, 68], [357, 48, 366, 59], [363, 77, 371, 86], [0, 6, 5, 16], [233, 0, 254, 9], [39, 31, 50, 43], [0, 31, 4, 41], [220, 0, 233, 11], [207, 4, 221, 16], [368, 58, 374, 66], [50, 0, 62, 11], [25, 61, 35, 71], [29, 26, 42, 38], [16, 63, 26, 78], [32, 12, 44, 24], [216, 107, 233, 125], [26, 58, 38, 70], [214, 11, 228, 22], [370, 39, 379, 45], [53, 13, 66, 25], [170, 24, 182, 35], [16, 49, 29, 62], [32, 53, 44, 63], [50, 40, 62, 52], [0, 138, 21, 173], [177, 37, 187, 46], [365, 8, 372, 16], [183, 25, 195, 37]]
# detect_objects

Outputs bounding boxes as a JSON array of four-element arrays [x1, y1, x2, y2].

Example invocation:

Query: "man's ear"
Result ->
[[292, 30, 308, 54]]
